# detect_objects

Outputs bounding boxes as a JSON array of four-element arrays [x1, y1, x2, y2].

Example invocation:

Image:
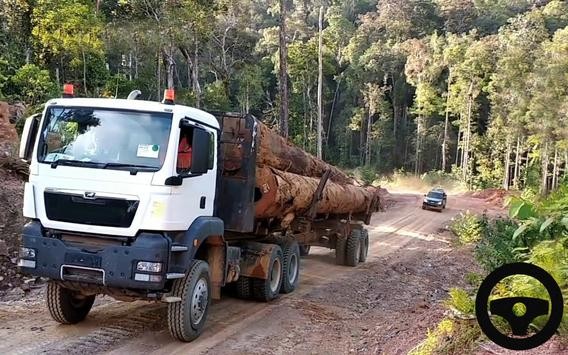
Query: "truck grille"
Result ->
[[44, 191, 139, 228]]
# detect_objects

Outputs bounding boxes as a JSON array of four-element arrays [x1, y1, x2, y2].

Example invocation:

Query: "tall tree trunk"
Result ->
[[278, 0, 289, 138], [503, 139, 511, 190], [513, 136, 521, 189], [327, 76, 341, 146], [565, 150, 568, 179], [552, 147, 558, 190], [193, 39, 201, 108], [180, 47, 193, 90], [415, 114, 422, 175], [455, 128, 461, 166], [82, 49, 88, 95], [365, 112, 372, 166], [156, 50, 161, 100], [462, 82, 474, 181], [316, 6, 324, 159], [442, 68, 452, 172], [163, 47, 175, 89], [541, 141, 549, 195]]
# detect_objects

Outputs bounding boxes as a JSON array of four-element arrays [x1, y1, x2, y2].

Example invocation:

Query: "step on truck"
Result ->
[[17, 86, 381, 342]]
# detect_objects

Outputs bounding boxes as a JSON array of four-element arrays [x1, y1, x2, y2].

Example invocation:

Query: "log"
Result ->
[[257, 122, 353, 185], [254, 166, 379, 220]]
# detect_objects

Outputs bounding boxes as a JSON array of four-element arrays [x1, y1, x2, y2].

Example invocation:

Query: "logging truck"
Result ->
[[17, 86, 381, 342]]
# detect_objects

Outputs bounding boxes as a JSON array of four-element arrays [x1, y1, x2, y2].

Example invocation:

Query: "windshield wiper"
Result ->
[[50, 159, 105, 169], [102, 163, 158, 175]]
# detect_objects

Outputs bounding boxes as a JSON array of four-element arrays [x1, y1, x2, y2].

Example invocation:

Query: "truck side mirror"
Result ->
[[190, 127, 211, 175], [19, 113, 41, 162]]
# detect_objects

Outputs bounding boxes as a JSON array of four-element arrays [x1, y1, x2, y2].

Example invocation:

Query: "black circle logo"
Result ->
[[475, 262, 563, 350]]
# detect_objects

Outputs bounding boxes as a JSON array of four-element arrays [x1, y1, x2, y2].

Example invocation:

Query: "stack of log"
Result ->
[[253, 121, 381, 223]]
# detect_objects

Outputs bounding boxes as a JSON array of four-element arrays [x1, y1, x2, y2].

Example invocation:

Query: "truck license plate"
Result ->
[[64, 252, 102, 268]]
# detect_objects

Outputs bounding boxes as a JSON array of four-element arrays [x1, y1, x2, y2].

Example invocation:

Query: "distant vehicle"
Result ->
[[432, 187, 447, 199], [422, 188, 447, 211]]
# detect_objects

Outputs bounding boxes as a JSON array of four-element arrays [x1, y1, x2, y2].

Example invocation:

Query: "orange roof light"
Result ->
[[163, 88, 175, 104], [63, 84, 74, 98]]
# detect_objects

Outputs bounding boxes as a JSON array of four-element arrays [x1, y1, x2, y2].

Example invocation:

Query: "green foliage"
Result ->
[[444, 288, 475, 316], [498, 238, 568, 333], [203, 80, 231, 111], [0, 0, 566, 189], [474, 217, 520, 272], [9, 64, 58, 105], [450, 211, 484, 245], [409, 318, 481, 355], [359, 165, 376, 186]]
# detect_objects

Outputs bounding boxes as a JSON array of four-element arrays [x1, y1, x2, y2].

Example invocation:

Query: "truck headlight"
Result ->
[[136, 261, 162, 273], [19, 247, 36, 259]]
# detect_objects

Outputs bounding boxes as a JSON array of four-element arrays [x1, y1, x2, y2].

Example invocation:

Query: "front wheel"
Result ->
[[46, 281, 95, 324], [168, 260, 211, 342]]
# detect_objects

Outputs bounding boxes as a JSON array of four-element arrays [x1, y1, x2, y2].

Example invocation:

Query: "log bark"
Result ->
[[257, 121, 353, 185], [255, 167, 379, 219]]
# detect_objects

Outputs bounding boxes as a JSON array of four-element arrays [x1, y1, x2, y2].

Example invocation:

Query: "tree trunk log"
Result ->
[[257, 122, 353, 185], [255, 167, 378, 219]]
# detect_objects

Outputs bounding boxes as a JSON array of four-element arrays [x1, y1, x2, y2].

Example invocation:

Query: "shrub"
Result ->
[[8, 64, 58, 105], [474, 217, 520, 272], [449, 211, 484, 245], [409, 318, 481, 355], [444, 288, 475, 317], [498, 238, 568, 334], [359, 165, 377, 186]]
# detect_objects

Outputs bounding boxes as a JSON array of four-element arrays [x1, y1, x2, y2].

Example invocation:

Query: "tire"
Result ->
[[299, 245, 311, 256], [251, 245, 283, 302], [281, 241, 300, 294], [345, 229, 361, 267], [234, 276, 252, 299], [46, 281, 95, 324], [335, 234, 347, 265], [359, 229, 369, 263], [168, 260, 211, 342]]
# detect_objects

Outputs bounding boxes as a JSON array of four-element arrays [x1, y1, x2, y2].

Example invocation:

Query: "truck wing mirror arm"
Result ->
[[165, 173, 203, 186]]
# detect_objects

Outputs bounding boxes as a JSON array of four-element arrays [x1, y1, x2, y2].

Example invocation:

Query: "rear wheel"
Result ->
[[46, 281, 95, 324], [335, 234, 347, 265], [281, 241, 300, 294], [168, 260, 211, 342], [345, 229, 361, 267], [252, 245, 283, 301], [234, 276, 252, 299], [359, 229, 369, 263]]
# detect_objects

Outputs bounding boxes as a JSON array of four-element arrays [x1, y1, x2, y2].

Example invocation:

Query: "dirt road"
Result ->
[[0, 193, 497, 354]]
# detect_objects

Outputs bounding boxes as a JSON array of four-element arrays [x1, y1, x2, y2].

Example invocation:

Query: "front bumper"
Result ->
[[423, 202, 443, 210], [18, 221, 171, 290]]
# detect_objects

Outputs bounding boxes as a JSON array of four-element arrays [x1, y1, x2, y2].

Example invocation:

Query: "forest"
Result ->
[[1, 0, 568, 193]]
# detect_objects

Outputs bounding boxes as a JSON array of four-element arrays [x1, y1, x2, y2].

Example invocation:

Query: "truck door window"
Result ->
[[177, 127, 193, 174]]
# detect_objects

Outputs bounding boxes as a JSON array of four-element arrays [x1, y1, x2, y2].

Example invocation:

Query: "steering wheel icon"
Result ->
[[475, 262, 563, 350]]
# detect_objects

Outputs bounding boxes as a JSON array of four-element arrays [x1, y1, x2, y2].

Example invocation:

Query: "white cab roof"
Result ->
[[45, 98, 220, 129]]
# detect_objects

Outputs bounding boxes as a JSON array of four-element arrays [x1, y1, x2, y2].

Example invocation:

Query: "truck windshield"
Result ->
[[37, 107, 172, 171]]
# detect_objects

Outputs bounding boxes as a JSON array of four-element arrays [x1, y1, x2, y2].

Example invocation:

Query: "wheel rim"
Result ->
[[269, 258, 282, 293], [191, 278, 208, 325], [287, 253, 298, 284], [355, 240, 361, 261]]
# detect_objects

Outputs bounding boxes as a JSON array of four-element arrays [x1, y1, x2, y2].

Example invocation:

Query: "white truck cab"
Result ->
[[18, 87, 233, 341], [16, 86, 372, 343]]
